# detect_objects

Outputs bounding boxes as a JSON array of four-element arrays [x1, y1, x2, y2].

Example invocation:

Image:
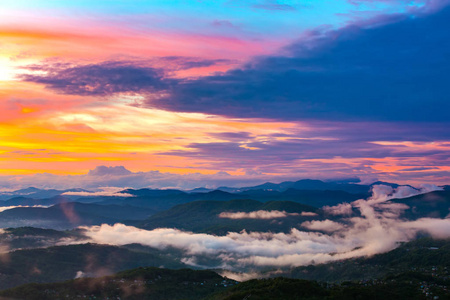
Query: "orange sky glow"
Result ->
[[0, 2, 449, 188]]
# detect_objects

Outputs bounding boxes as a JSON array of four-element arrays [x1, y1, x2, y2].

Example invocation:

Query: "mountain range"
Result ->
[[139, 199, 319, 234], [0, 178, 409, 202], [0, 202, 156, 230], [0, 180, 447, 230], [0, 238, 447, 299], [0, 179, 447, 299]]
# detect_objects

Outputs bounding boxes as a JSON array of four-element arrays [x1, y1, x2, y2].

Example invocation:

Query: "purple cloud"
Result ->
[[20, 4, 450, 124], [88, 166, 133, 176], [21, 61, 168, 96], [20, 57, 233, 96], [149, 4, 450, 123]]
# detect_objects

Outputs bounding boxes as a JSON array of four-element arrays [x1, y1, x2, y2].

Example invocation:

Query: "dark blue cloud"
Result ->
[[21, 62, 168, 96], [150, 56, 234, 71], [312, 121, 450, 142], [151, 5, 450, 123], [20, 57, 232, 96], [19, 4, 450, 126]]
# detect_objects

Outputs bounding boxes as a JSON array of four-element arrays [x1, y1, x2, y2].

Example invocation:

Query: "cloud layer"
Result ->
[[62, 187, 135, 198], [21, 4, 450, 123], [80, 185, 450, 270], [219, 210, 300, 219], [3, 1, 450, 185]]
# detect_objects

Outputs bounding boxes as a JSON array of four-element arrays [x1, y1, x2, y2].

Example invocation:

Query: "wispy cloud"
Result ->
[[219, 210, 300, 219], [62, 187, 135, 198], [252, 0, 296, 11], [80, 185, 450, 270], [2, 1, 450, 184], [20, 62, 169, 96], [0, 205, 49, 212], [301, 220, 346, 232]]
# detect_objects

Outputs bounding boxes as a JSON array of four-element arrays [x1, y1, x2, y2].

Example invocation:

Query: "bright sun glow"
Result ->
[[0, 57, 16, 81]]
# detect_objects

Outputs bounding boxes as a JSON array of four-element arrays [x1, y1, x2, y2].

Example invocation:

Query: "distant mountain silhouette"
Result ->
[[139, 199, 320, 234], [0, 202, 156, 229], [215, 179, 407, 194], [0, 179, 410, 202], [96, 188, 364, 211], [0, 188, 91, 201], [391, 190, 450, 219]]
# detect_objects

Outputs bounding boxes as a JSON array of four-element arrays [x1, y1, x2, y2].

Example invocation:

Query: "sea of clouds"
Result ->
[[75, 184, 449, 273]]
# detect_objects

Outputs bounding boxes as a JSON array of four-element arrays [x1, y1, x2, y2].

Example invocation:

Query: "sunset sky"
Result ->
[[0, 0, 449, 189]]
